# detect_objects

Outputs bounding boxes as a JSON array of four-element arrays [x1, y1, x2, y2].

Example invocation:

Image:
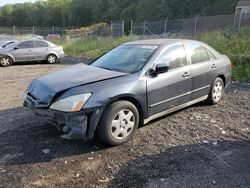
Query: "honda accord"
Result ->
[[24, 39, 231, 146]]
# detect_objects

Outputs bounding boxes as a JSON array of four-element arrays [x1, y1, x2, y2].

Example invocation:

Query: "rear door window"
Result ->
[[35, 41, 48, 48], [185, 42, 210, 64]]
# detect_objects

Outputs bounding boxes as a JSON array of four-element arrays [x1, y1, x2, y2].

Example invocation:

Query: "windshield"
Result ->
[[1, 41, 16, 48], [91, 44, 158, 73]]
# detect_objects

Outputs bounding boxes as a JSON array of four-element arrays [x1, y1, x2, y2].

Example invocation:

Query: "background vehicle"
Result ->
[[24, 39, 231, 146], [0, 39, 64, 67]]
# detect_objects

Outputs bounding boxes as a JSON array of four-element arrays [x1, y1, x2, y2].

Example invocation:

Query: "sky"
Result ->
[[0, 0, 37, 6]]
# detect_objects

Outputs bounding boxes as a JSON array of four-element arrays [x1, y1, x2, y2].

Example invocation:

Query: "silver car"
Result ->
[[0, 40, 64, 67]]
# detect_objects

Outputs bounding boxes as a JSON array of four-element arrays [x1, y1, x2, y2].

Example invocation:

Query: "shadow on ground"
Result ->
[[109, 140, 250, 188], [0, 107, 108, 166]]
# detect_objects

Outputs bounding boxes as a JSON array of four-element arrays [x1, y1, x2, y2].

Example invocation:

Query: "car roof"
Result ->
[[124, 39, 198, 46], [18, 39, 47, 42]]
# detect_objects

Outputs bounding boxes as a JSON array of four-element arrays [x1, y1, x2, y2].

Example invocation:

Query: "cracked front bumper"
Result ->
[[23, 97, 104, 140]]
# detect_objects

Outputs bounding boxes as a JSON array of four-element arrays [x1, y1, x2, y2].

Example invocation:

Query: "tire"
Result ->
[[97, 101, 139, 146], [47, 54, 58, 64], [0, 56, 12, 67], [207, 77, 224, 105]]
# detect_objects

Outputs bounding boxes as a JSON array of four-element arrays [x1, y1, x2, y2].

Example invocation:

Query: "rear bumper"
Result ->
[[23, 96, 104, 140], [58, 52, 65, 59]]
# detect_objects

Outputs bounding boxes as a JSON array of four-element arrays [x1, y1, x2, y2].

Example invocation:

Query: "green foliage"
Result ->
[[198, 28, 250, 82], [198, 28, 250, 56], [231, 55, 250, 82], [0, 0, 238, 27], [66, 23, 108, 35]]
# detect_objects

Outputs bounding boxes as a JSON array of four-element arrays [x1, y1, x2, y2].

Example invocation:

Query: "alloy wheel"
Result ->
[[212, 81, 223, 103], [48, 55, 56, 64], [111, 109, 135, 140], [1, 57, 11, 66]]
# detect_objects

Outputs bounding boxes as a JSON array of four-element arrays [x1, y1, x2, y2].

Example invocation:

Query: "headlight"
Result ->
[[50, 93, 92, 112]]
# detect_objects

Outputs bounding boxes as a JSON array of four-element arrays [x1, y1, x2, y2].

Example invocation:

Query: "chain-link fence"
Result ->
[[0, 26, 72, 36], [0, 21, 125, 41], [131, 14, 250, 37], [0, 13, 250, 41]]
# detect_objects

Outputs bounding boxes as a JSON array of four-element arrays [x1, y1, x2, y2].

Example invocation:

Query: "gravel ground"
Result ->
[[0, 60, 249, 188]]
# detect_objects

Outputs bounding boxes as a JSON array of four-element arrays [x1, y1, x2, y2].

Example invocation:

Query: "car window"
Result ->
[[35, 41, 48, 48], [18, 41, 34, 49], [185, 42, 210, 64], [207, 49, 216, 60], [155, 44, 187, 70]]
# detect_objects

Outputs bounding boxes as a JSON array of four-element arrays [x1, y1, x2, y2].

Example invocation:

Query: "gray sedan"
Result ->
[[24, 39, 231, 146], [0, 40, 64, 67]]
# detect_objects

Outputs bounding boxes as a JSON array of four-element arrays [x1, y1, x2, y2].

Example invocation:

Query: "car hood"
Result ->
[[27, 64, 128, 107]]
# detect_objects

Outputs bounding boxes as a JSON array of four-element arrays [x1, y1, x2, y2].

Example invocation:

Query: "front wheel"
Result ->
[[47, 54, 58, 64], [97, 101, 139, 146], [207, 77, 224, 105], [0, 56, 12, 67]]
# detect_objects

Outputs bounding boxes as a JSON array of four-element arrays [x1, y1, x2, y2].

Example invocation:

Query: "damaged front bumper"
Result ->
[[23, 95, 104, 140]]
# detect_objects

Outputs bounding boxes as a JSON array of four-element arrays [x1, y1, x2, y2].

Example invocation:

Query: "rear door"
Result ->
[[147, 43, 192, 116], [184, 42, 218, 100], [11, 41, 34, 62], [34, 41, 49, 60]]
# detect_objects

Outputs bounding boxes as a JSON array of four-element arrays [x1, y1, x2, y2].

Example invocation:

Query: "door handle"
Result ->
[[182, 72, 191, 78], [211, 64, 217, 69]]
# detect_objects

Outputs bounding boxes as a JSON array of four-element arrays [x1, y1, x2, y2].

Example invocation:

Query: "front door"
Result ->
[[11, 41, 35, 62], [147, 43, 192, 116]]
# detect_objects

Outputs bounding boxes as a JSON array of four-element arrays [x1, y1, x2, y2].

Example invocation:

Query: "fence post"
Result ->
[[122, 20, 125, 37], [52, 26, 55, 34], [238, 9, 243, 31], [143, 20, 146, 37], [111, 21, 113, 38], [130, 20, 133, 35], [194, 15, 199, 36], [164, 17, 168, 35], [32, 26, 35, 34], [13, 25, 16, 37]]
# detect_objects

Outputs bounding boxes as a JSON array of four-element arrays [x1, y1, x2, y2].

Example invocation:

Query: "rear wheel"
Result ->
[[97, 101, 139, 146], [47, 54, 58, 64], [207, 77, 224, 105], [0, 56, 12, 67]]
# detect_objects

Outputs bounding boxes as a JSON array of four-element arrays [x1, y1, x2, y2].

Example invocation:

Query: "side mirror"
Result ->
[[154, 63, 169, 74], [14, 46, 19, 50]]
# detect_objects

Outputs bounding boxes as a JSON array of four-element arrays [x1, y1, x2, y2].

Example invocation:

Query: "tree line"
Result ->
[[0, 0, 238, 27]]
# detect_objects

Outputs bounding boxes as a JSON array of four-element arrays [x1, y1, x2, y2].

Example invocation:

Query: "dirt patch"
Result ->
[[0, 61, 249, 188]]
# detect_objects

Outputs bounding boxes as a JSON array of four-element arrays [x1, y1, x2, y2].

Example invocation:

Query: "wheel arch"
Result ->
[[87, 95, 145, 140], [216, 74, 226, 86], [46, 52, 59, 59], [103, 95, 145, 126], [2, 54, 15, 62]]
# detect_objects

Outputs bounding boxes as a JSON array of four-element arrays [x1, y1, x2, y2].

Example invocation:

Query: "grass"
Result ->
[[52, 36, 138, 58], [52, 28, 250, 82]]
